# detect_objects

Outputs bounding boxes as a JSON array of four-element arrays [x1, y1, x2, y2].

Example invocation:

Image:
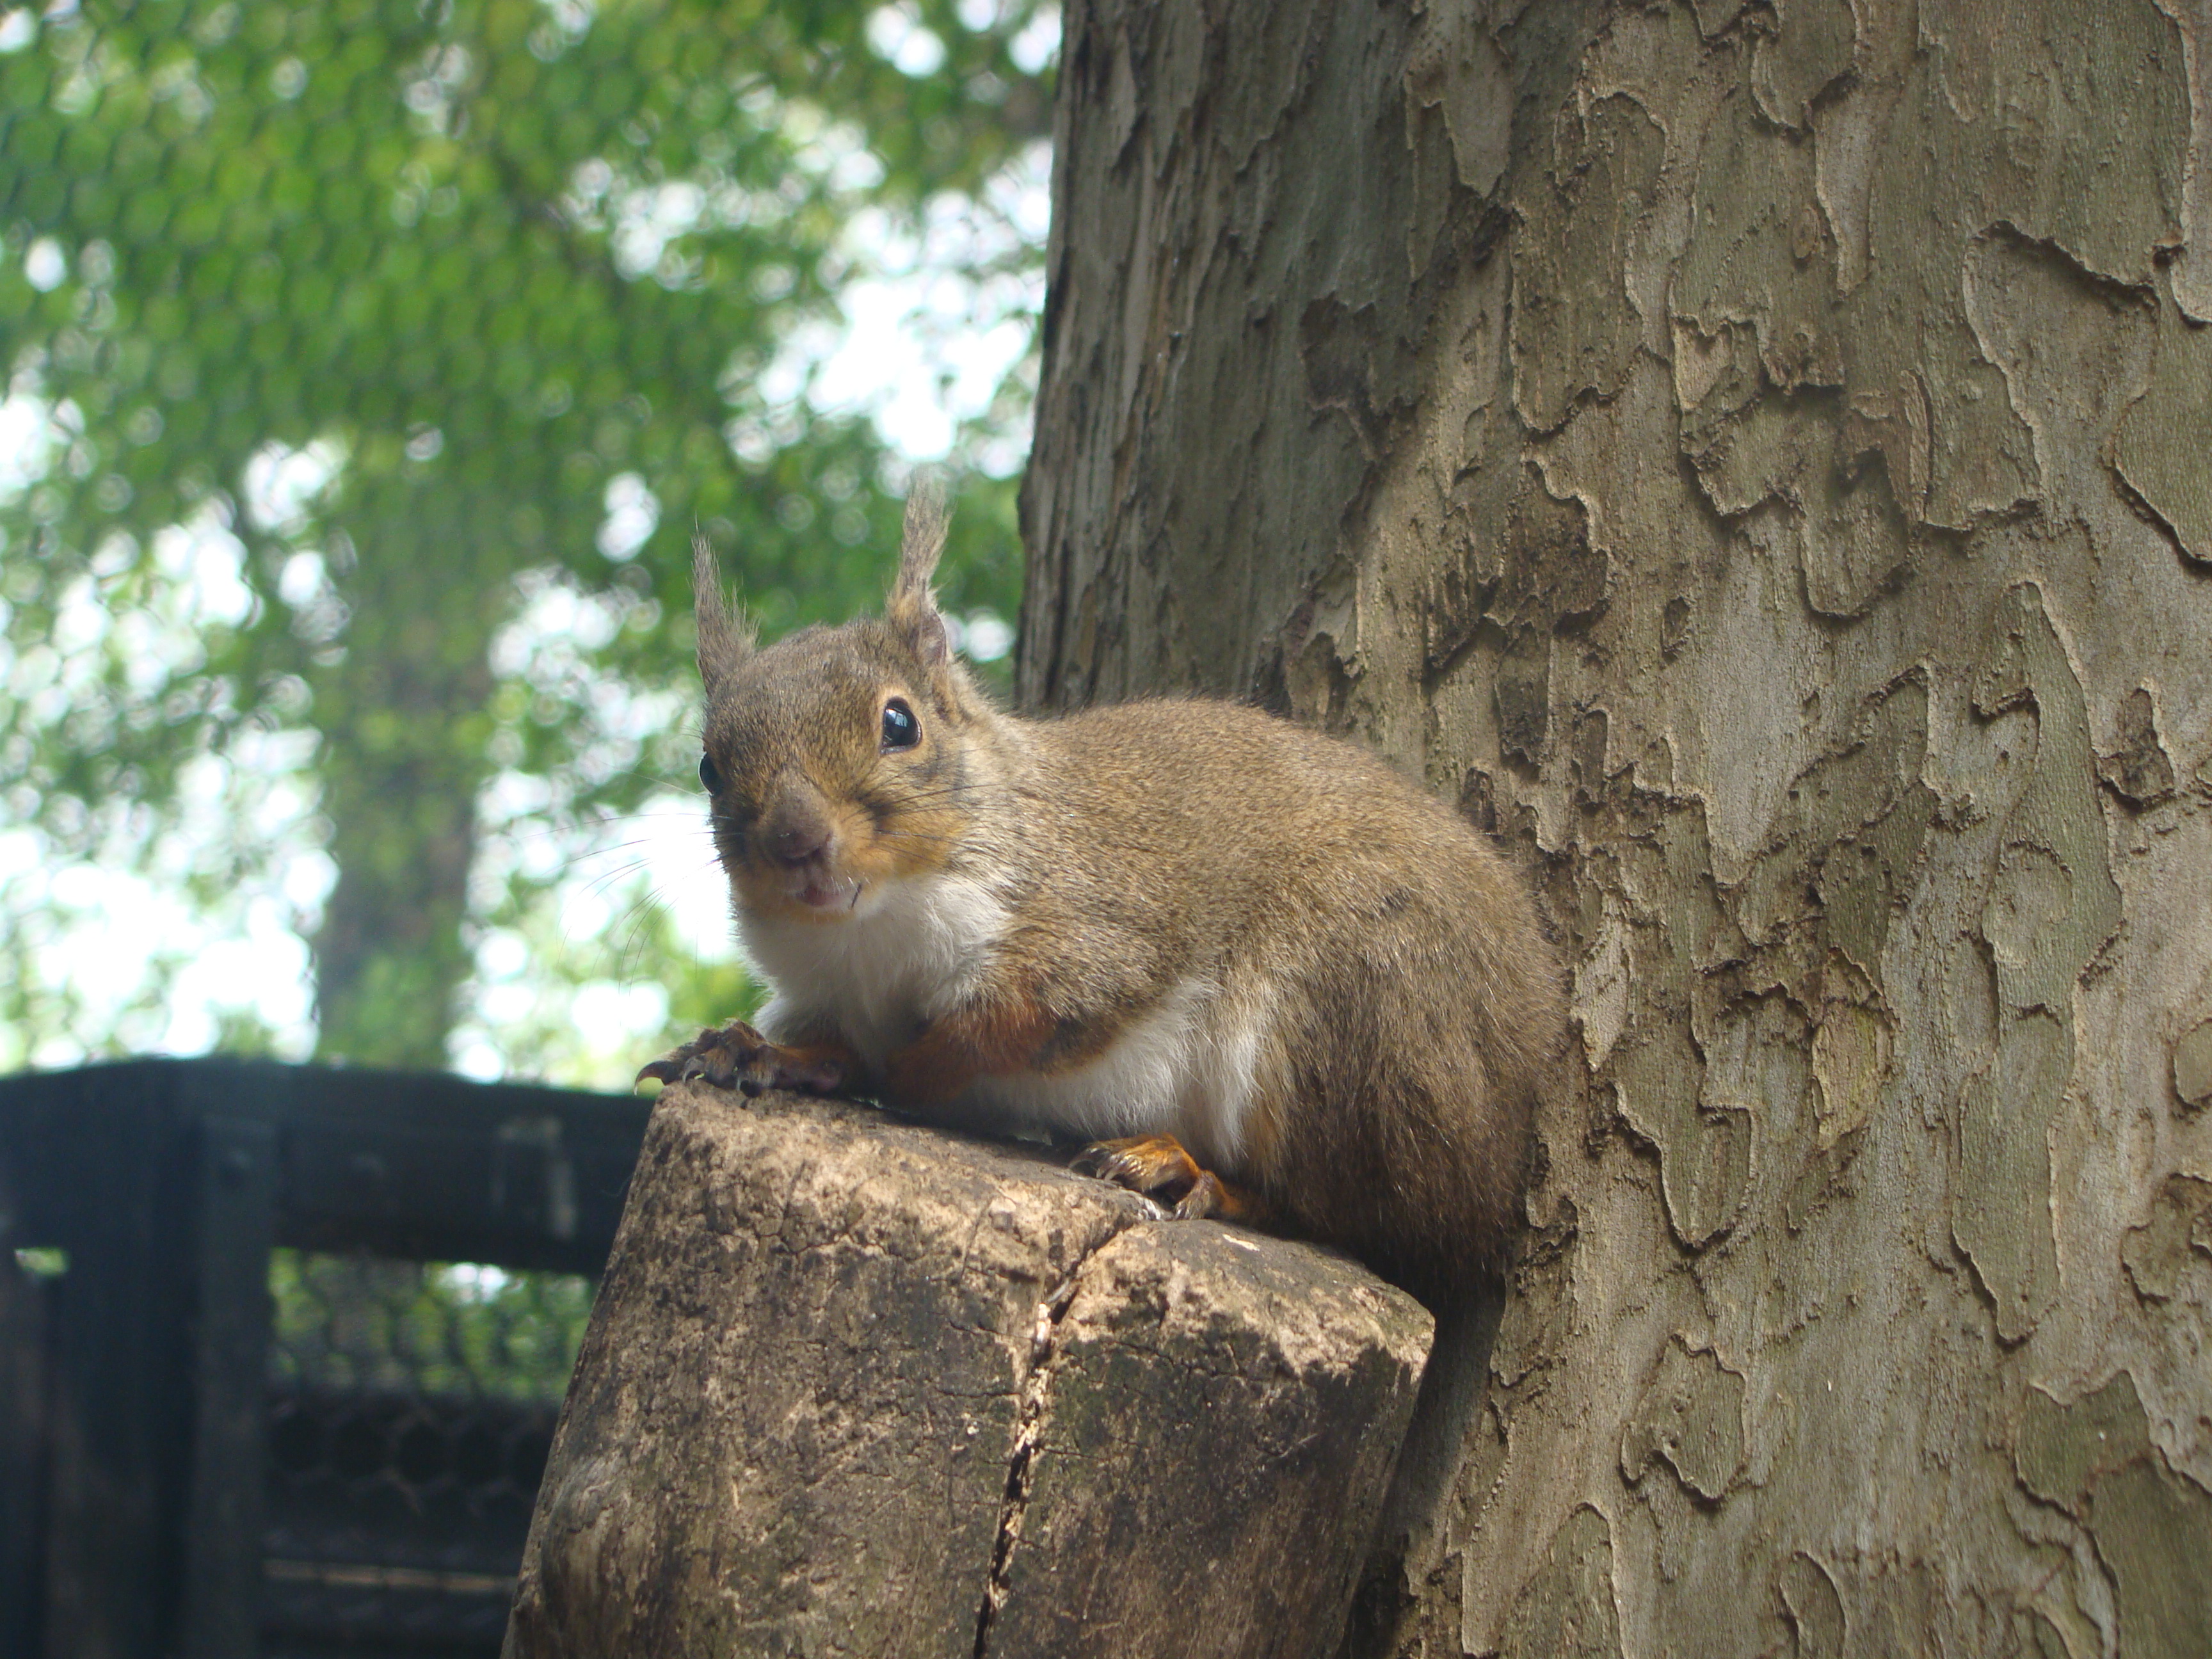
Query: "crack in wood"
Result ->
[[972, 1251, 1095, 1658]]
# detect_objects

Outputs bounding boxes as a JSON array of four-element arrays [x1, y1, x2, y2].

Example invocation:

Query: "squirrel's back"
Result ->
[[968, 698, 1562, 1286]]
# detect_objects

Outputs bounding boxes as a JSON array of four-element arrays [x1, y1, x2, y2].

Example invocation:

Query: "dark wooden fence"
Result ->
[[0, 1059, 648, 1659]]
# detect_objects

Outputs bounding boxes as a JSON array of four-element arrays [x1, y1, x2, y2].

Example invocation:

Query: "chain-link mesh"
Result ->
[[261, 1251, 592, 1656], [269, 1251, 592, 1406]]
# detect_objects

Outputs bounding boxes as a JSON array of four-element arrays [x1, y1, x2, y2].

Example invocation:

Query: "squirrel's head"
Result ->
[[691, 485, 991, 924]]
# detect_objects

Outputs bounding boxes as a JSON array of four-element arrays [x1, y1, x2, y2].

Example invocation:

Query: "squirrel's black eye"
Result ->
[[698, 753, 723, 794], [880, 698, 920, 751]]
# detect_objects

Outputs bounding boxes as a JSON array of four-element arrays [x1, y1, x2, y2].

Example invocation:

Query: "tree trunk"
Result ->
[[1019, 3, 2212, 1655], [310, 490, 505, 1068]]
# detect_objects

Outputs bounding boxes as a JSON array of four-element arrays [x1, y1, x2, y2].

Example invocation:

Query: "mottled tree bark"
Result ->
[[1020, 3, 2212, 1655]]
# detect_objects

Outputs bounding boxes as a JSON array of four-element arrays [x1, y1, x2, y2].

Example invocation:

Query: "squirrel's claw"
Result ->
[[635, 1021, 846, 1098], [1076, 1135, 1204, 1199], [1075, 1134, 1273, 1229], [1172, 1170, 1226, 1221], [1072, 1133, 1198, 1194], [634, 1024, 730, 1089]]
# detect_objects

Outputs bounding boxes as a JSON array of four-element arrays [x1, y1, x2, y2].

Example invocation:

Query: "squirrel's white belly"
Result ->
[[744, 870, 1009, 1062], [747, 870, 1263, 1170], [959, 975, 1263, 1171]]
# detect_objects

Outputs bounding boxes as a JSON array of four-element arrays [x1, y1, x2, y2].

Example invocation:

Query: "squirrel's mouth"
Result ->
[[735, 844, 874, 921], [785, 862, 862, 913]]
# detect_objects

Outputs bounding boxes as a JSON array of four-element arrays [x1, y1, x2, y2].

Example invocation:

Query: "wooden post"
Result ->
[[504, 1084, 1434, 1659]]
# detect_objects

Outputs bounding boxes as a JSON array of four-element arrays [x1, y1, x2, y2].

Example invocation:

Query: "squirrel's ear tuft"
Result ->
[[887, 477, 951, 666], [693, 533, 755, 697], [892, 476, 950, 600]]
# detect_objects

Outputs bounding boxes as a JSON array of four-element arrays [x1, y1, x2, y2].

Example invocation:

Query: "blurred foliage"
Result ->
[[0, 0, 1051, 1073], [269, 1247, 593, 1404]]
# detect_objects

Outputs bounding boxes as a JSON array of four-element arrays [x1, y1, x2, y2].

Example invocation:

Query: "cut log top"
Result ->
[[505, 1082, 1435, 1659]]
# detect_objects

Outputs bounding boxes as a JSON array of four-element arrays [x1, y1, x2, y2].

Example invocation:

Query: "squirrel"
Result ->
[[639, 487, 1565, 1294]]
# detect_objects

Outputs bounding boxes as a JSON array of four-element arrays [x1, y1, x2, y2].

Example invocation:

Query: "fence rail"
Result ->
[[0, 1058, 650, 1659]]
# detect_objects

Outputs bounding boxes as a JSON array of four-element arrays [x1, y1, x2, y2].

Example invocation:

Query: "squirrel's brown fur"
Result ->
[[643, 488, 1564, 1294]]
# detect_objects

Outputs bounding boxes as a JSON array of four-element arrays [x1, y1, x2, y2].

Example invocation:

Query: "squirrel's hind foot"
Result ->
[[1073, 1134, 1271, 1227], [636, 1020, 847, 1098]]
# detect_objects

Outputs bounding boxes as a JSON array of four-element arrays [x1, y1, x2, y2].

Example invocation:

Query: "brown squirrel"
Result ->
[[640, 488, 1564, 1292]]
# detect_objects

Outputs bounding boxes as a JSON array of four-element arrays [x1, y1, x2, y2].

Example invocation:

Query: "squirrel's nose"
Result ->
[[764, 811, 833, 867]]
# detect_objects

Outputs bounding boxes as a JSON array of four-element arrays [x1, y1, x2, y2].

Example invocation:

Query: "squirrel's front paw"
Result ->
[[635, 1021, 846, 1098]]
